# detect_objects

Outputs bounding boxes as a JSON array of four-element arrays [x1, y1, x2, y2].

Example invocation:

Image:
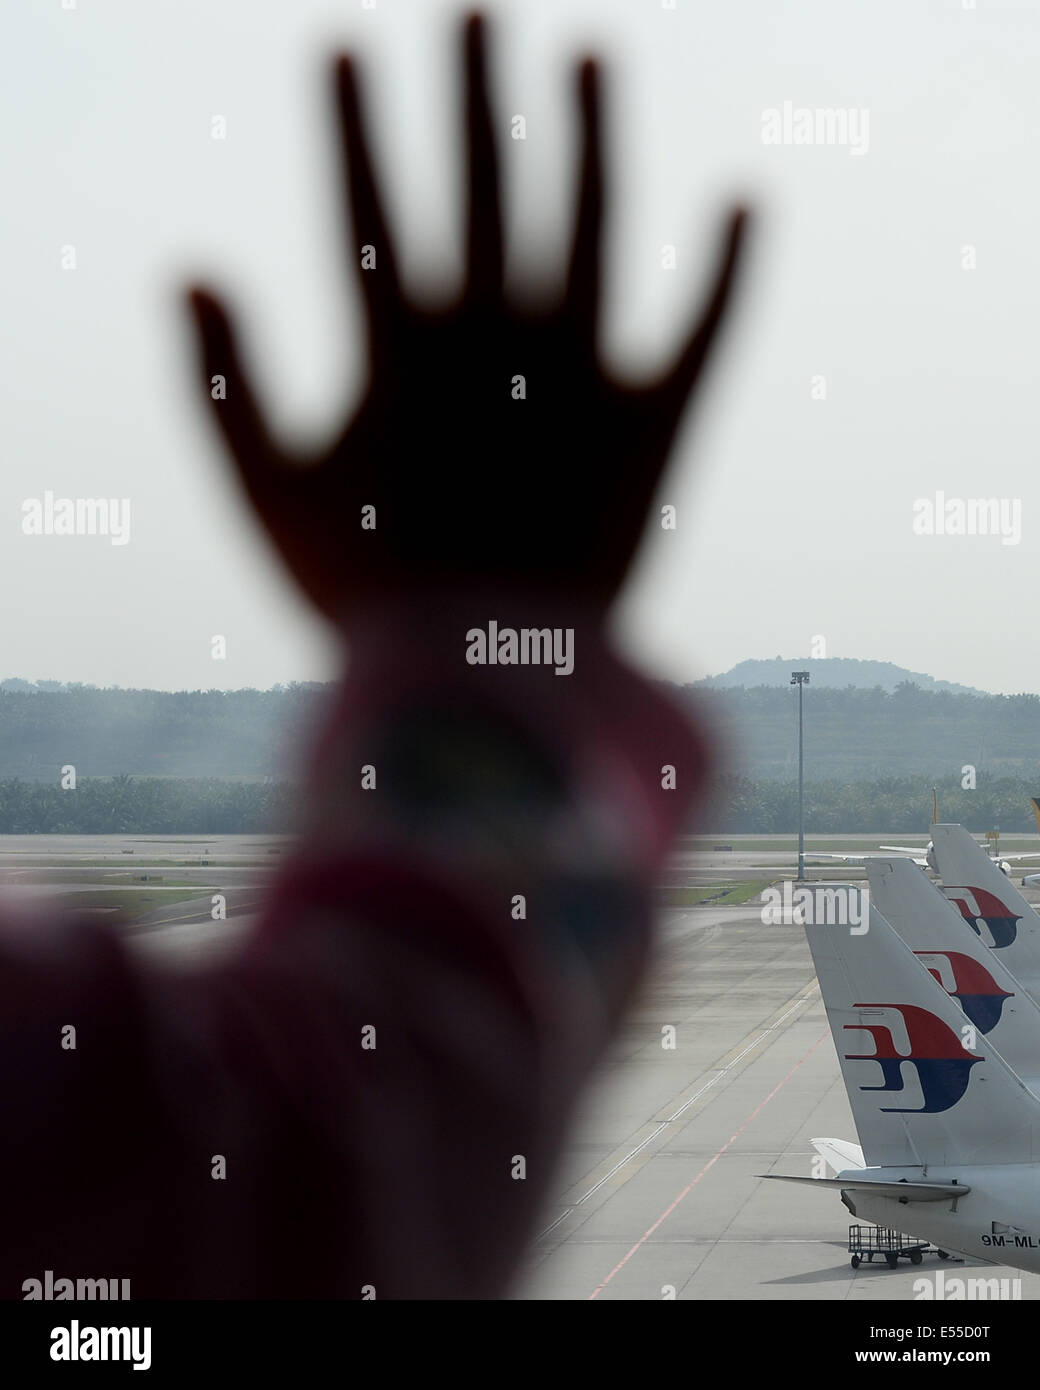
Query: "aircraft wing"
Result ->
[[758, 1175, 970, 1202], [808, 850, 930, 867], [878, 843, 932, 865]]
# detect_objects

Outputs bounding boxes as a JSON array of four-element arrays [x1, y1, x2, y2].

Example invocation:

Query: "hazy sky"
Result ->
[[2, 0, 1038, 693]]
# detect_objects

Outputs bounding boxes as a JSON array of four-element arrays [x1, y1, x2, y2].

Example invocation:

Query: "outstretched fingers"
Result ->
[[659, 207, 750, 412], [564, 59, 604, 345], [335, 55, 402, 358], [464, 13, 504, 302], [186, 288, 286, 521]]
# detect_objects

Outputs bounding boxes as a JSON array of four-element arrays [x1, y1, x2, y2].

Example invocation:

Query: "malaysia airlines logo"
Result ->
[[942, 886, 1021, 949], [914, 951, 1014, 1033], [843, 1004, 982, 1113]]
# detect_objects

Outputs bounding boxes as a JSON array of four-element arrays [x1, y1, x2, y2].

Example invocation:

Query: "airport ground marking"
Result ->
[[587, 1025, 830, 1298], [124, 897, 266, 933], [537, 983, 819, 1241]]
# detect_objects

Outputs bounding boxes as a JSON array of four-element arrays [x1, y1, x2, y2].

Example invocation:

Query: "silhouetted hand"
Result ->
[[188, 12, 749, 623]]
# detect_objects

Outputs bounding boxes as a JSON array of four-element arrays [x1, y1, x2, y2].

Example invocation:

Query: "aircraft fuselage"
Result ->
[[842, 1165, 1040, 1274]]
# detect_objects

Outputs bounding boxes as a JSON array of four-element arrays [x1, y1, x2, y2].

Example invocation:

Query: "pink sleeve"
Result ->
[[0, 598, 708, 1299]]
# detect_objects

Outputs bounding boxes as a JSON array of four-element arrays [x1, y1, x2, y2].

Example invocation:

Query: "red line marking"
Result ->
[[588, 1028, 829, 1298]]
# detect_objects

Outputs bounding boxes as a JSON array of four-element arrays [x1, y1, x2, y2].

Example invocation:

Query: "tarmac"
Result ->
[[515, 851, 1040, 1300], [5, 831, 1037, 1300]]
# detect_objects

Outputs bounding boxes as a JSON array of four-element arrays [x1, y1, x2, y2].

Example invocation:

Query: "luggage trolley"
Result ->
[[848, 1224, 930, 1269]]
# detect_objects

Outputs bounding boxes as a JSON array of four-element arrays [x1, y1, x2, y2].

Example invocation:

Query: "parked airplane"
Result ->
[[882, 803, 1040, 880], [928, 824, 1040, 995], [1023, 799, 1040, 886], [865, 856, 1040, 1079], [814, 791, 1040, 880], [761, 895, 1040, 1275]]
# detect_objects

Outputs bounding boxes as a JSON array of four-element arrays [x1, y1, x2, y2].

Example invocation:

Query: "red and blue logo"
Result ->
[[942, 886, 1021, 949], [844, 1004, 982, 1113], [914, 951, 1014, 1034]]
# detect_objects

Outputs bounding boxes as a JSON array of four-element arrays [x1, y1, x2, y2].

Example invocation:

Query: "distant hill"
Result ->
[[698, 657, 986, 697], [671, 681, 1040, 782], [0, 683, 332, 781], [0, 665, 1024, 787]]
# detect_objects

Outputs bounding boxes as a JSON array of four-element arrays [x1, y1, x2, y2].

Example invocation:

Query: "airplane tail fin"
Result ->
[[803, 894, 1040, 1168], [864, 856, 1040, 1082], [1032, 798, 1040, 839], [929, 822, 1038, 956], [810, 1137, 864, 1174]]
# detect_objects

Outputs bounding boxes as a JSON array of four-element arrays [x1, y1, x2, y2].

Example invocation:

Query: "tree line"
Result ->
[[0, 683, 329, 780], [0, 776, 298, 834], [699, 773, 1040, 834], [0, 770, 1031, 835], [3, 678, 1040, 785], [673, 681, 1040, 782]]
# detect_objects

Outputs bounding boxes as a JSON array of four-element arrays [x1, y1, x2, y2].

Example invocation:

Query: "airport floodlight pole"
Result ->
[[791, 671, 810, 881]]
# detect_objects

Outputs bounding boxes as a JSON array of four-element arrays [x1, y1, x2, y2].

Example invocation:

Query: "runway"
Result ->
[[0, 832, 278, 963], [516, 896, 1040, 1300], [4, 831, 1036, 1299]]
